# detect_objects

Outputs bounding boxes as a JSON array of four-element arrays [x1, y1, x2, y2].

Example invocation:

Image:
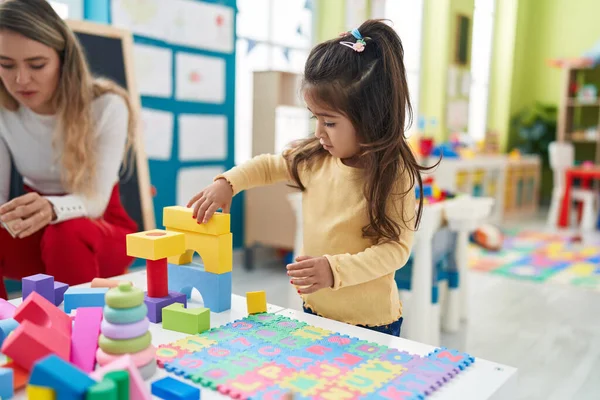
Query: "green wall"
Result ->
[[316, 0, 346, 43]]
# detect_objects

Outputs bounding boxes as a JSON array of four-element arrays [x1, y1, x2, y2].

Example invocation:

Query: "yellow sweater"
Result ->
[[217, 153, 415, 326]]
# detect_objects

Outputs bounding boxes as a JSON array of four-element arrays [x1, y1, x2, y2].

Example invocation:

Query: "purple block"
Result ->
[[53, 282, 69, 306], [144, 292, 186, 323], [22, 274, 54, 304]]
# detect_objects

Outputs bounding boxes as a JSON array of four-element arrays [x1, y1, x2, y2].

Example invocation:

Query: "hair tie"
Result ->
[[339, 28, 369, 52]]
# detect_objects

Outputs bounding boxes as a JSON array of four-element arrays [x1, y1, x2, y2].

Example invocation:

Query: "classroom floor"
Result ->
[[230, 213, 600, 400]]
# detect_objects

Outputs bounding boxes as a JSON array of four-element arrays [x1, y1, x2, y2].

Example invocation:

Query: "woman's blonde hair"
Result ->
[[0, 0, 136, 196]]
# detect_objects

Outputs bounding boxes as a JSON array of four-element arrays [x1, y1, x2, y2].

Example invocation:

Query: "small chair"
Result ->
[[547, 141, 597, 231]]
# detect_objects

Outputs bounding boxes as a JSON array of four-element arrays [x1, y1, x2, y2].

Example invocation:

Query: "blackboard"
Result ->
[[9, 20, 155, 231]]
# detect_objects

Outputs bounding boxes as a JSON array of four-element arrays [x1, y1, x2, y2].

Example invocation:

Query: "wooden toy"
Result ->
[[246, 291, 267, 314], [0, 318, 18, 346], [106, 282, 144, 309], [2, 361, 28, 390], [168, 264, 231, 312], [85, 379, 118, 400], [144, 292, 187, 323], [101, 317, 150, 340], [103, 303, 148, 325], [162, 303, 209, 335], [151, 376, 201, 400], [0, 298, 17, 319], [98, 331, 152, 354], [54, 281, 69, 306], [91, 355, 152, 400], [26, 384, 56, 399], [126, 229, 186, 298], [0, 367, 13, 400], [22, 274, 54, 303], [105, 370, 130, 399], [91, 278, 133, 288], [29, 354, 96, 400], [70, 307, 103, 372], [63, 287, 109, 313], [96, 345, 156, 367]]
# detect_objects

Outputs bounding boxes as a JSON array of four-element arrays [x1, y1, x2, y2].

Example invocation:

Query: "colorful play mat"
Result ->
[[469, 230, 600, 291]]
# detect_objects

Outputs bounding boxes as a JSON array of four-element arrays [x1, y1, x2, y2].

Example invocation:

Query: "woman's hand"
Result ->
[[187, 178, 233, 224], [0, 193, 56, 238], [287, 255, 334, 294]]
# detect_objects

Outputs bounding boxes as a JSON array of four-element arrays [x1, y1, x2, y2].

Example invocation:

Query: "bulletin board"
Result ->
[[105, 0, 242, 247]]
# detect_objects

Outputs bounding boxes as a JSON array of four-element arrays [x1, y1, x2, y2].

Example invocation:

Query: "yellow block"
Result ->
[[27, 385, 56, 399], [163, 206, 230, 235], [167, 228, 232, 274], [126, 229, 186, 260], [246, 291, 267, 314]]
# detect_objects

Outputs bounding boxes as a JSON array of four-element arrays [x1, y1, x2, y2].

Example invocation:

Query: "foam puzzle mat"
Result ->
[[157, 313, 475, 399], [470, 230, 600, 291]]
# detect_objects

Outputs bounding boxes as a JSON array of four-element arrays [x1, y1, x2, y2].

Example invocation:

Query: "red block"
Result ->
[[147, 258, 168, 298], [13, 292, 71, 339]]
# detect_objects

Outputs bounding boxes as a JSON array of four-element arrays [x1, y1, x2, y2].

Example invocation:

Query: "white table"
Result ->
[[6, 271, 517, 399]]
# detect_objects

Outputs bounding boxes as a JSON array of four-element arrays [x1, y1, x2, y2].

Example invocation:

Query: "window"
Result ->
[[371, 0, 424, 137], [49, 0, 84, 20], [467, 0, 495, 140], [235, 0, 313, 165]]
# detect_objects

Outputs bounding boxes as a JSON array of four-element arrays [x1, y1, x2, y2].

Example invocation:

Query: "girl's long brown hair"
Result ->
[[287, 19, 434, 243], [0, 0, 136, 196]]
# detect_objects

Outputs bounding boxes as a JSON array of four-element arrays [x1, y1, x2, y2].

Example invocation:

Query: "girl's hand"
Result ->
[[187, 178, 233, 224], [287, 255, 334, 294], [0, 193, 56, 238]]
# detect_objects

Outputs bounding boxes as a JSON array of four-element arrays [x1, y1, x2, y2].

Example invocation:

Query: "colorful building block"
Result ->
[[126, 229, 186, 261], [168, 264, 231, 313], [29, 354, 96, 400], [26, 384, 56, 399], [96, 345, 156, 367], [91, 278, 133, 289], [63, 287, 109, 313], [0, 367, 13, 400], [13, 291, 72, 338], [246, 291, 267, 314], [91, 354, 152, 400], [163, 205, 230, 235], [162, 303, 210, 335], [147, 258, 168, 298], [167, 229, 232, 274], [53, 281, 69, 306], [151, 376, 201, 400], [98, 331, 152, 354], [70, 307, 103, 372], [103, 303, 148, 325], [0, 298, 16, 319], [85, 379, 117, 400], [105, 370, 129, 399], [105, 282, 144, 309], [0, 318, 18, 347], [2, 361, 28, 390], [22, 273, 55, 303], [144, 292, 187, 323], [101, 317, 150, 340]]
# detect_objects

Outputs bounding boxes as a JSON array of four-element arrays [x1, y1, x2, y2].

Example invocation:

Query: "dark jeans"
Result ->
[[303, 305, 403, 337]]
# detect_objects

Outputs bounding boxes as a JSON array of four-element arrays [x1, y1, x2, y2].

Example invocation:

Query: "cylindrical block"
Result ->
[[146, 258, 168, 298]]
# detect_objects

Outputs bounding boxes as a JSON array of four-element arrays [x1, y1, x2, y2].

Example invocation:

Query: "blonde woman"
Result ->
[[0, 0, 138, 298]]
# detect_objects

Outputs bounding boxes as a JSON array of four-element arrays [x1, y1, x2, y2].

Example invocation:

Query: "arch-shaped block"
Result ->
[[166, 228, 232, 274], [167, 263, 231, 312]]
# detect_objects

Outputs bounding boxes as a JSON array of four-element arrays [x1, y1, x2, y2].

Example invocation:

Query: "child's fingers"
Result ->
[[297, 284, 320, 294], [203, 202, 220, 223], [290, 276, 315, 286], [186, 190, 204, 208], [286, 259, 314, 271], [286, 269, 312, 279], [193, 196, 208, 221], [221, 201, 231, 213], [295, 255, 312, 262]]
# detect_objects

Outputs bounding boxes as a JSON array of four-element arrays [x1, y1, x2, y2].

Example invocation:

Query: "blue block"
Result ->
[[0, 318, 19, 347], [0, 367, 13, 399], [151, 376, 201, 400], [29, 354, 95, 400], [54, 281, 69, 306], [63, 287, 108, 313], [168, 264, 231, 312]]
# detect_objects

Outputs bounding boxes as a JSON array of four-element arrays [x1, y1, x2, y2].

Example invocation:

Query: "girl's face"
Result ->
[[0, 30, 61, 115], [305, 93, 360, 160]]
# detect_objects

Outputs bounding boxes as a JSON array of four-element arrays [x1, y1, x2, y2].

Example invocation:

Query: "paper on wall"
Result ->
[[446, 100, 469, 131], [133, 44, 172, 98], [140, 108, 174, 160], [178, 114, 228, 161], [177, 166, 225, 207], [175, 52, 225, 103], [111, 0, 172, 42]]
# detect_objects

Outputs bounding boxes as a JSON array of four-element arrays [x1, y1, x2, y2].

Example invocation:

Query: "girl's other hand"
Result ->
[[0, 192, 56, 238], [287, 255, 334, 294], [187, 178, 233, 224]]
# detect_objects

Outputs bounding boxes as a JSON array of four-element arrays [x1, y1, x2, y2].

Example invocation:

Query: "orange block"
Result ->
[[2, 361, 29, 390]]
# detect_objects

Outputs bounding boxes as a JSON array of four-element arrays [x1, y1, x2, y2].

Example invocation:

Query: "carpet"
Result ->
[[469, 230, 600, 291]]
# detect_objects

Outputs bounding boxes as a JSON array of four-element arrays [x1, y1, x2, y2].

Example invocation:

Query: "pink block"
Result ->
[[70, 307, 103, 372], [91, 354, 152, 400], [96, 345, 156, 367], [13, 292, 71, 339], [0, 299, 16, 319]]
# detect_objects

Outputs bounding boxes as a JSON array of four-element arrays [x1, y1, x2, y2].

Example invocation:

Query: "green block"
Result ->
[[162, 303, 210, 334], [105, 370, 129, 400], [86, 379, 118, 400]]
